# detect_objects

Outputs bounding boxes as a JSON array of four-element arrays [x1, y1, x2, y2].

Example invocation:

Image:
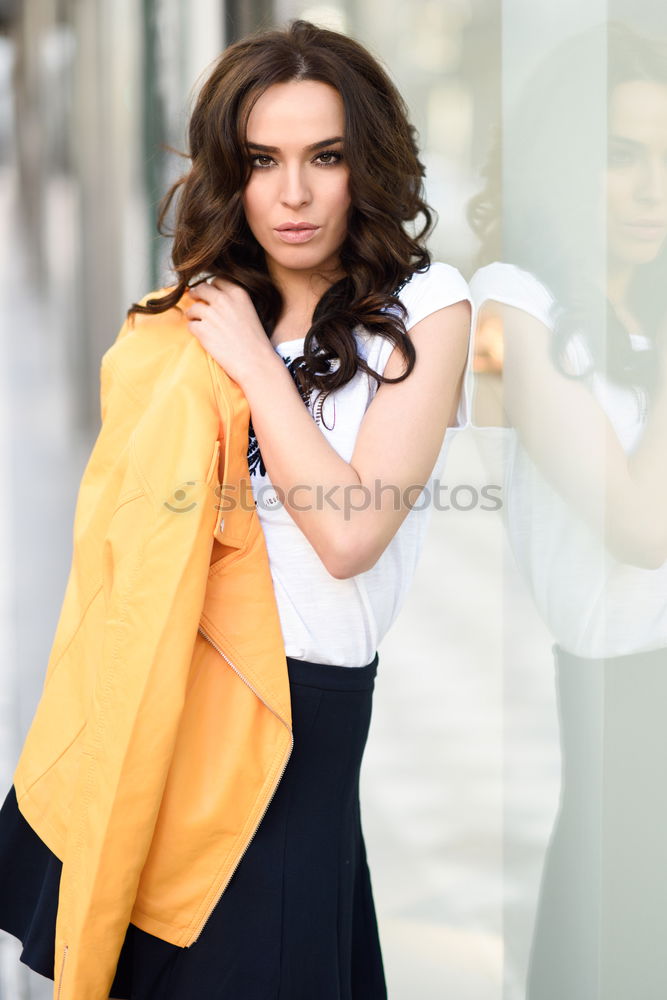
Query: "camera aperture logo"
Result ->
[[163, 481, 200, 513]]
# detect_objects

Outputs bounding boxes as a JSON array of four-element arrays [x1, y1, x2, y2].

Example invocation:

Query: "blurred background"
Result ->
[[0, 1, 664, 998]]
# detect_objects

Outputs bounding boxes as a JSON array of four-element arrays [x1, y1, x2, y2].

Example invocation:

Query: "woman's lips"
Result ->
[[621, 222, 667, 241], [274, 226, 321, 244]]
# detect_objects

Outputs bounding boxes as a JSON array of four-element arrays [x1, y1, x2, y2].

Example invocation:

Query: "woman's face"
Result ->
[[606, 79, 667, 267], [241, 79, 351, 283]]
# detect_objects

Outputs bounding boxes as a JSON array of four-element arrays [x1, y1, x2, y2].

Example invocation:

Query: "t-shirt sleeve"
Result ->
[[379, 261, 475, 429], [468, 261, 593, 377], [468, 261, 556, 328], [398, 260, 473, 331]]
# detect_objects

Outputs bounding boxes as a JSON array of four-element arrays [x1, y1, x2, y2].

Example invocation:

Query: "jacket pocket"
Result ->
[[206, 434, 256, 573], [208, 503, 258, 577]]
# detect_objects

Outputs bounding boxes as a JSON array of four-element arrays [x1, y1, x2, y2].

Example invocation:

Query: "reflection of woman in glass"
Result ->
[[468, 21, 667, 1000], [0, 19, 472, 999]]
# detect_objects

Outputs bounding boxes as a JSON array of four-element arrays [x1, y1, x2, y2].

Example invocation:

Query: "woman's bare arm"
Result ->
[[242, 300, 472, 578], [486, 299, 667, 569]]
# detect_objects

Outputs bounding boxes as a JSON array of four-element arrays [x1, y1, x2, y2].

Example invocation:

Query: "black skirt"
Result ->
[[0, 652, 387, 999]]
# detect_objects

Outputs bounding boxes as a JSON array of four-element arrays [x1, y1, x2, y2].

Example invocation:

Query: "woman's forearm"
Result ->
[[241, 350, 364, 574], [624, 362, 667, 566]]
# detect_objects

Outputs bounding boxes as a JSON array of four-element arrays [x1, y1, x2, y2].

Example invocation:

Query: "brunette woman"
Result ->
[[0, 19, 472, 1000]]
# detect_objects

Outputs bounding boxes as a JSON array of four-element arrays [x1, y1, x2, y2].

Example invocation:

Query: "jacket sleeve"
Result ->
[[53, 339, 223, 1000]]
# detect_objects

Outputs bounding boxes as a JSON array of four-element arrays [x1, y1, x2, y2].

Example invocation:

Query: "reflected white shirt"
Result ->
[[469, 261, 666, 658]]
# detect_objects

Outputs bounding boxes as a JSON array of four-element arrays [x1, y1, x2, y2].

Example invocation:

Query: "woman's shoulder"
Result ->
[[468, 262, 597, 374], [397, 260, 471, 302], [393, 260, 472, 333], [468, 261, 556, 329]]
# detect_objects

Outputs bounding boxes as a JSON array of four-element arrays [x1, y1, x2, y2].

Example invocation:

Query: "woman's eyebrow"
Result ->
[[609, 134, 644, 147], [246, 136, 344, 153]]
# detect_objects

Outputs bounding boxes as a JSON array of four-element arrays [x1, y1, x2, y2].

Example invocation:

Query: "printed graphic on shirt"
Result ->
[[247, 277, 415, 479]]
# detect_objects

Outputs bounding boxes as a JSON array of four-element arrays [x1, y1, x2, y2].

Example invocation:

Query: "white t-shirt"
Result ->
[[469, 261, 666, 658], [247, 261, 474, 666]]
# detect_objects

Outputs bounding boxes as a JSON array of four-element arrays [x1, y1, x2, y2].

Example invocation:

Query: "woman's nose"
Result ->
[[280, 166, 311, 208], [636, 157, 667, 204]]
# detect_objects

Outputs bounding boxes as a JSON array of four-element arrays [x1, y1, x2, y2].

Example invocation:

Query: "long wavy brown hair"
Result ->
[[127, 18, 435, 406]]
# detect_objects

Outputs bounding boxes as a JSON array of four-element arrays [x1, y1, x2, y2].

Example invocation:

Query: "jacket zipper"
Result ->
[[189, 623, 294, 945], [57, 944, 68, 999]]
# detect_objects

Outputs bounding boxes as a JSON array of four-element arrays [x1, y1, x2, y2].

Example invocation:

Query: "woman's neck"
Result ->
[[605, 263, 646, 338], [267, 259, 345, 343], [606, 260, 634, 309]]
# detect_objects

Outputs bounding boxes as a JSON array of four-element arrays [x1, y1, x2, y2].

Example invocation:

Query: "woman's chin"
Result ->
[[609, 241, 667, 268], [265, 247, 341, 275]]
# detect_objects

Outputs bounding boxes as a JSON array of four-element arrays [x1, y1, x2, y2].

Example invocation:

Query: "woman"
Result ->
[[467, 20, 667, 999], [0, 18, 472, 1000]]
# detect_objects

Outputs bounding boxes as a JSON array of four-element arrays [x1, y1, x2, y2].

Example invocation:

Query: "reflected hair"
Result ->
[[467, 20, 667, 407], [126, 19, 435, 408]]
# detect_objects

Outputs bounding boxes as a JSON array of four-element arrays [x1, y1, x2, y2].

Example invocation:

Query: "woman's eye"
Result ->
[[250, 154, 275, 168], [249, 151, 343, 169], [608, 148, 635, 166], [315, 151, 343, 166]]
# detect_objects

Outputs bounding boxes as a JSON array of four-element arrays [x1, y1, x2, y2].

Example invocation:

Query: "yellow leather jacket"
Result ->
[[12, 288, 293, 1000]]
